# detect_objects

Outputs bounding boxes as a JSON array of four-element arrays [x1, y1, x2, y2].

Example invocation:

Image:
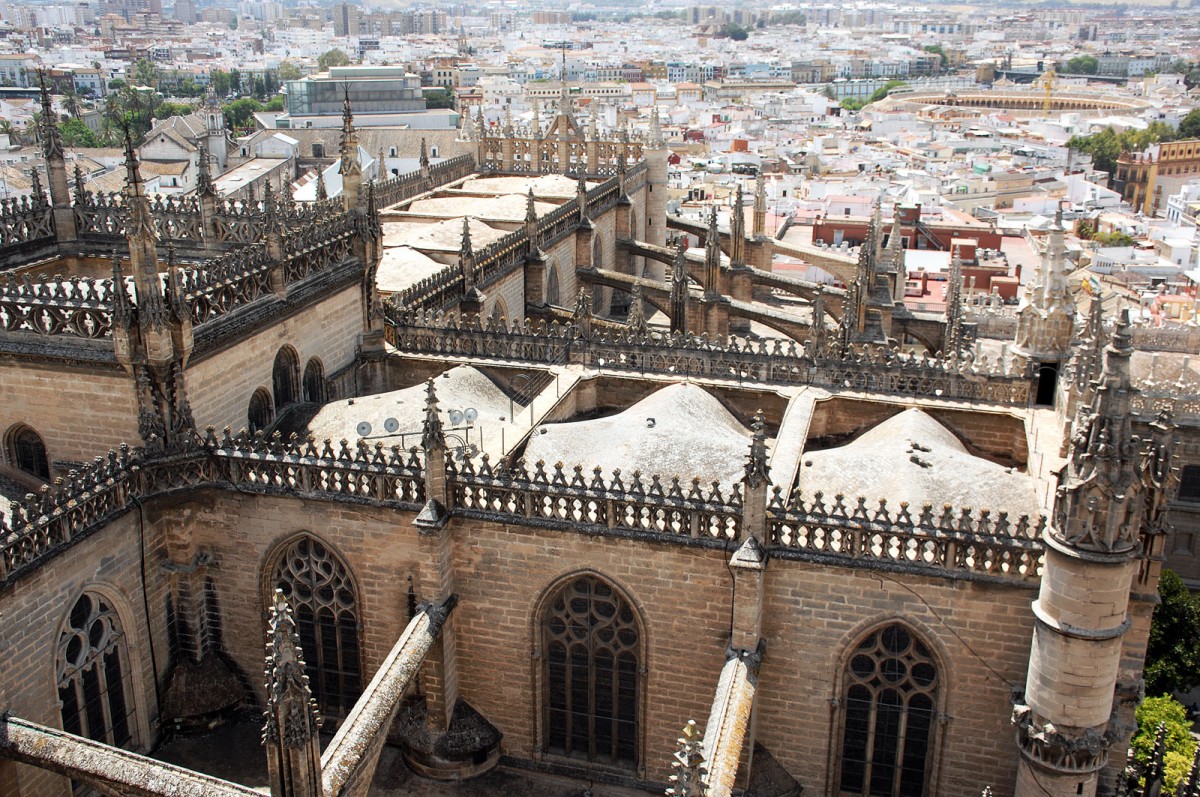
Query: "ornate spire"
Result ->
[[459, 217, 477, 293], [525, 187, 537, 225], [704, 207, 721, 296], [263, 589, 322, 797], [422, 379, 445, 451], [37, 70, 64, 162], [73, 163, 87, 204], [810, 285, 827, 356], [419, 137, 429, 172], [196, 142, 216, 197], [29, 167, 45, 207], [531, 97, 541, 136], [944, 245, 965, 358], [649, 106, 664, 149], [122, 132, 166, 330], [460, 105, 477, 142], [1179, 743, 1200, 797], [666, 719, 708, 797], [744, 410, 769, 488], [573, 287, 593, 337], [338, 91, 362, 212], [1055, 309, 1141, 553], [729, 183, 746, 265], [1141, 409, 1177, 539], [670, 239, 689, 335], [577, 172, 589, 222], [752, 171, 766, 238], [315, 167, 327, 201]]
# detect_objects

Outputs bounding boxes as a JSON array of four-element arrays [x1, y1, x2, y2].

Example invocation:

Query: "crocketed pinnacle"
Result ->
[[422, 379, 445, 451]]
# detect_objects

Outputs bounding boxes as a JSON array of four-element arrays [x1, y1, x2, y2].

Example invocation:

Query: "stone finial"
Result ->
[[670, 239, 689, 335], [315, 167, 328, 201], [729, 183, 745, 265], [1141, 408, 1177, 538], [419, 137, 430, 171], [196, 142, 216, 197], [810, 285, 827, 355], [704, 207, 721, 296], [503, 103, 513, 136], [29, 167, 45, 207], [525, 187, 537, 225], [37, 69, 64, 162], [1144, 723, 1168, 797], [945, 245, 965, 358], [743, 410, 769, 489], [339, 89, 361, 180], [73, 163, 87, 203], [574, 287, 593, 338], [460, 104, 477, 141], [628, 283, 647, 334], [666, 719, 708, 797], [577, 172, 589, 221], [752, 170, 766, 238], [263, 589, 322, 797], [422, 379, 445, 451]]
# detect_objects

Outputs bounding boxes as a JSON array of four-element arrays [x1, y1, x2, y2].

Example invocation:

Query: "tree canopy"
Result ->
[[1067, 122, 1178, 176], [1179, 109, 1200, 140], [318, 49, 351, 71], [1145, 569, 1200, 697], [723, 23, 749, 40], [1132, 696, 1197, 793], [1064, 55, 1099, 75]]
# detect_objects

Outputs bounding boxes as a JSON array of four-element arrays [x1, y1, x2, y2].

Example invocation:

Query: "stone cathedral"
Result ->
[[0, 78, 1198, 797]]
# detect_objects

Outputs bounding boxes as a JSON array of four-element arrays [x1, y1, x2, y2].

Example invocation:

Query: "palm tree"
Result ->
[[62, 85, 83, 119]]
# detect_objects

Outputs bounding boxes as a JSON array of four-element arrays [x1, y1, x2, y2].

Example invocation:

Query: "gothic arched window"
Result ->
[[302, 358, 326, 404], [272, 346, 301, 411], [248, 388, 274, 433], [543, 574, 640, 768], [270, 535, 362, 718], [838, 624, 939, 797], [57, 592, 136, 749], [7, 424, 49, 480]]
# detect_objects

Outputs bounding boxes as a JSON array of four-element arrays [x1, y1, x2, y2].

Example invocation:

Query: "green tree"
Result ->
[[210, 70, 232, 97], [1145, 569, 1200, 696], [869, 80, 906, 103], [155, 101, 195, 118], [278, 61, 302, 82], [132, 58, 160, 88], [1179, 109, 1200, 139], [1065, 55, 1099, 75], [230, 69, 242, 95], [840, 97, 866, 111], [59, 117, 98, 147], [723, 22, 749, 40], [1132, 696, 1197, 793], [318, 49, 351, 71], [425, 87, 455, 109], [1093, 230, 1136, 247], [264, 95, 285, 112], [223, 97, 263, 130]]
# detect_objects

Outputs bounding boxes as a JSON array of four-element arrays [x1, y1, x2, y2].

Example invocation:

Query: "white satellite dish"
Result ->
[[463, 408, 478, 424], [449, 409, 464, 426], [356, 421, 372, 437], [383, 417, 399, 433]]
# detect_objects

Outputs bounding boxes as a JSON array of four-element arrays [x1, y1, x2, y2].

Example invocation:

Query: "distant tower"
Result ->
[[644, 107, 669, 265], [201, 90, 228, 170], [1014, 209, 1075, 405]]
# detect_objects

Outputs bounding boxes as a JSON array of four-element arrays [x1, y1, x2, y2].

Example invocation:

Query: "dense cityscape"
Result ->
[[1, 2, 1200, 797]]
